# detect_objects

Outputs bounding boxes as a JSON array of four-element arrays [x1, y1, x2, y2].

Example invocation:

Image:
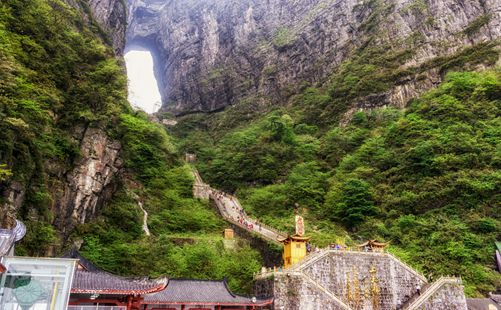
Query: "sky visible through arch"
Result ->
[[124, 47, 162, 114]]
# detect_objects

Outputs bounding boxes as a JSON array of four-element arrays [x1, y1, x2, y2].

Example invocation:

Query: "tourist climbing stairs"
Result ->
[[400, 277, 461, 310], [190, 165, 287, 244]]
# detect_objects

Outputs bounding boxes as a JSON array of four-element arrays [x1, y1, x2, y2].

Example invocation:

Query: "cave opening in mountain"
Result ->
[[124, 39, 164, 114]]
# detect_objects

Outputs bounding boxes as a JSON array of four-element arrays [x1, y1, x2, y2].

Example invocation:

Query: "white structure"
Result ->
[[0, 256, 76, 310]]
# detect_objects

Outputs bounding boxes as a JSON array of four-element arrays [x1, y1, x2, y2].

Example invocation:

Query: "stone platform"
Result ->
[[254, 250, 467, 310]]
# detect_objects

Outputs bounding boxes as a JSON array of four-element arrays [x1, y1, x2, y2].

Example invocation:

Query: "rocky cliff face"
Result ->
[[87, 0, 128, 54], [127, 0, 501, 116], [1, 125, 122, 238], [53, 126, 122, 236]]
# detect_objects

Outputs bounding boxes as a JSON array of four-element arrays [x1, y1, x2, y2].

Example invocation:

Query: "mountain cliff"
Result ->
[[0, 0, 262, 293], [127, 0, 500, 116], [1, 0, 500, 297], [0, 0, 128, 245], [87, 0, 128, 54]]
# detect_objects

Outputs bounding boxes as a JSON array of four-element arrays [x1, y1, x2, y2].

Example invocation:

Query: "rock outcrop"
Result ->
[[54, 126, 122, 236], [87, 0, 128, 54], [1, 182, 25, 229], [0, 125, 122, 240], [127, 0, 501, 116]]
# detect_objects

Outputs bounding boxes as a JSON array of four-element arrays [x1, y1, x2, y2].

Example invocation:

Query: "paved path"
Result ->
[[191, 167, 287, 244]]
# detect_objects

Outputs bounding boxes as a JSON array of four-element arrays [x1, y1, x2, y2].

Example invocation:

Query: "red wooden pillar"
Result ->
[[181, 305, 186, 310], [127, 296, 133, 310]]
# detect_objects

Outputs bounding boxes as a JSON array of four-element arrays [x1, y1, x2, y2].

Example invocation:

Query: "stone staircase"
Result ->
[[400, 277, 462, 310], [301, 271, 353, 310], [277, 250, 431, 310], [386, 251, 427, 282], [190, 166, 287, 244], [290, 249, 427, 284], [256, 251, 466, 310]]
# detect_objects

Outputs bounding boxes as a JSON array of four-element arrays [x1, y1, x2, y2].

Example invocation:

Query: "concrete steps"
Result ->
[[401, 277, 462, 310], [190, 166, 287, 245]]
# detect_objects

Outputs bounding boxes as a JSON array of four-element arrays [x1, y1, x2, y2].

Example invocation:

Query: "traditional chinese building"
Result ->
[[65, 250, 166, 310], [66, 250, 272, 310], [69, 269, 167, 309], [357, 240, 389, 252], [278, 215, 310, 268], [143, 279, 273, 310]]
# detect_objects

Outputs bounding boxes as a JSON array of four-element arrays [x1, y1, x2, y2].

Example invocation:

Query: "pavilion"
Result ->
[[357, 239, 389, 252]]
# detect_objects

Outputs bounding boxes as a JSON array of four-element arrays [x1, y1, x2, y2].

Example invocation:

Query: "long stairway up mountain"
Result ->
[[190, 165, 287, 244]]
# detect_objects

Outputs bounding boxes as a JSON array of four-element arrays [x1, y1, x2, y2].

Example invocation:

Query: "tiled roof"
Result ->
[[71, 270, 167, 295], [144, 279, 272, 306], [63, 248, 101, 272], [467, 298, 501, 310]]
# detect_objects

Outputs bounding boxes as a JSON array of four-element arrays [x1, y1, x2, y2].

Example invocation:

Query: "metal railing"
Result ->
[[67, 306, 127, 310]]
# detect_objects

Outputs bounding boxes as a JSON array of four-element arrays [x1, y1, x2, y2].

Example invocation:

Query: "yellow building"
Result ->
[[279, 215, 311, 268], [279, 235, 311, 267]]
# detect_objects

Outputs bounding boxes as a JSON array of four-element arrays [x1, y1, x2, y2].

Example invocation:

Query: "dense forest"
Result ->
[[178, 70, 501, 296]]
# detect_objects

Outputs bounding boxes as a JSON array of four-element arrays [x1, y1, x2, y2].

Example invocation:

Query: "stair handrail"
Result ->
[[225, 194, 288, 238], [300, 271, 353, 310], [386, 251, 427, 282], [289, 249, 331, 271], [401, 277, 461, 310]]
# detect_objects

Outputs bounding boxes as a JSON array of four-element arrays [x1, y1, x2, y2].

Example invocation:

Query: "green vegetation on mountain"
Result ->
[[178, 69, 501, 296], [0, 0, 261, 294], [1, 0, 500, 299], [0, 0, 128, 253]]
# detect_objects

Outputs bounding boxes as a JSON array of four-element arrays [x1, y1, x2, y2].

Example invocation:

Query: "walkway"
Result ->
[[191, 167, 287, 244], [138, 201, 151, 236]]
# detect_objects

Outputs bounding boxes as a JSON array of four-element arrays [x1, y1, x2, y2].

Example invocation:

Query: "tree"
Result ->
[[326, 178, 378, 229]]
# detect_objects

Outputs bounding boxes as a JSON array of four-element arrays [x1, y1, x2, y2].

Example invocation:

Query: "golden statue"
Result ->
[[370, 265, 380, 310]]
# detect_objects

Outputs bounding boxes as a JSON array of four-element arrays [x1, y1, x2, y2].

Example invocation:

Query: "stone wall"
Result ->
[[255, 250, 468, 310], [257, 273, 350, 310], [301, 251, 426, 309]]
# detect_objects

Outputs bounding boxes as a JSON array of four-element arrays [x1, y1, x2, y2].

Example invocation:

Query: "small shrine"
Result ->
[[357, 240, 389, 252], [278, 215, 311, 268], [223, 228, 234, 239]]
